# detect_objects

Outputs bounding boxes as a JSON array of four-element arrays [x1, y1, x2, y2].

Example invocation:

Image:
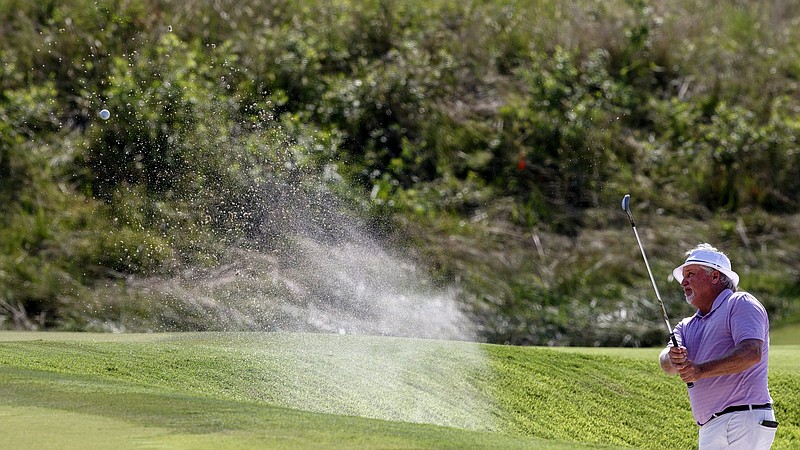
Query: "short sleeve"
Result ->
[[729, 292, 768, 345]]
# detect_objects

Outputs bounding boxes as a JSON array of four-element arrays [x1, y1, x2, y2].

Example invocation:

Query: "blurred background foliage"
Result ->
[[1, 0, 799, 344]]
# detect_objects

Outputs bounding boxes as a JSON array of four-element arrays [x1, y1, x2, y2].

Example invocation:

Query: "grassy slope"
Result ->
[[0, 332, 797, 449], [771, 323, 800, 346]]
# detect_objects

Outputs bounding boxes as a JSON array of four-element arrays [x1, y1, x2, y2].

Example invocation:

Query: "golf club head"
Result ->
[[621, 194, 634, 225]]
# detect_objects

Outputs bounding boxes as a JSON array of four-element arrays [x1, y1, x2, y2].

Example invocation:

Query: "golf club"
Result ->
[[621, 194, 693, 388]]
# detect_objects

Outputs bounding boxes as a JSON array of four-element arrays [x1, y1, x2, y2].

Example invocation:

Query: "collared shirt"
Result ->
[[672, 289, 772, 425]]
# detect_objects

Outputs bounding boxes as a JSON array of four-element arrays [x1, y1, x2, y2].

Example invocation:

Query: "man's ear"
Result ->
[[711, 270, 721, 284]]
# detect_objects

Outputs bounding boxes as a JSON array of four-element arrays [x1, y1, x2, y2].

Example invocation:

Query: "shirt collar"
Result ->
[[694, 289, 733, 319]]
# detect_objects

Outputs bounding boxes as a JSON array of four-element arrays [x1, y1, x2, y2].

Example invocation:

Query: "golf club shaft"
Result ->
[[622, 195, 693, 388], [630, 225, 673, 336]]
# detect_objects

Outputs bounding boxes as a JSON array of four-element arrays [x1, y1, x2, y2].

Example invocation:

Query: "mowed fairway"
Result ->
[[0, 332, 797, 449]]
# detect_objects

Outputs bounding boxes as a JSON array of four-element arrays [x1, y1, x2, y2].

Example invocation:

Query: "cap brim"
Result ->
[[673, 262, 739, 288]]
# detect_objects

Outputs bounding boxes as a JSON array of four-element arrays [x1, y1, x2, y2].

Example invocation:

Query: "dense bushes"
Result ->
[[2, 0, 799, 342]]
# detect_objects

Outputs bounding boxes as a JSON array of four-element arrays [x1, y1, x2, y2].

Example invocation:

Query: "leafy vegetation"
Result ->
[[0, 332, 798, 449], [1, 0, 799, 344]]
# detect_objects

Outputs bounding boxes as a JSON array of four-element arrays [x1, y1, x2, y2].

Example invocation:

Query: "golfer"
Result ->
[[659, 243, 777, 449]]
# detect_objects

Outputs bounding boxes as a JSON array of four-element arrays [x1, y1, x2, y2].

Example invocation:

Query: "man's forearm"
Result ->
[[659, 347, 678, 375], [694, 339, 763, 380]]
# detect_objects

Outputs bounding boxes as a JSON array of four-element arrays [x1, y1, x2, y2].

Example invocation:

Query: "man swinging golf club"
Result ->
[[659, 243, 778, 449]]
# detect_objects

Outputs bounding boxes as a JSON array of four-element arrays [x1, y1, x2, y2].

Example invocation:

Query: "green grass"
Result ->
[[0, 369, 555, 450], [0, 332, 797, 449], [771, 323, 800, 346]]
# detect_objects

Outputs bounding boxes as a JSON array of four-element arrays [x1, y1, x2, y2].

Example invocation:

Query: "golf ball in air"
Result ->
[[99, 109, 111, 120]]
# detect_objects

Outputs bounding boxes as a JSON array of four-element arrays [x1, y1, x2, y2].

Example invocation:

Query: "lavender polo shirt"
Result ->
[[671, 289, 772, 425]]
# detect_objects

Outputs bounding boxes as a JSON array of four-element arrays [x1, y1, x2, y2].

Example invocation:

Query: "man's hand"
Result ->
[[659, 345, 698, 380], [670, 347, 703, 383], [668, 346, 702, 382], [668, 346, 689, 367], [659, 339, 763, 382], [659, 346, 682, 375]]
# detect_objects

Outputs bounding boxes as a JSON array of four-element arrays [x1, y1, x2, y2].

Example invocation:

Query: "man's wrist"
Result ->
[[694, 361, 705, 380]]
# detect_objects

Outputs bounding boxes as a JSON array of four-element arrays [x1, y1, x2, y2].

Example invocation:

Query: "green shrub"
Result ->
[[2, 0, 800, 341], [664, 101, 800, 212]]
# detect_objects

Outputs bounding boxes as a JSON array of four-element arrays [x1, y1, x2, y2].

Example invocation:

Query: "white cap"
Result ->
[[672, 248, 739, 288]]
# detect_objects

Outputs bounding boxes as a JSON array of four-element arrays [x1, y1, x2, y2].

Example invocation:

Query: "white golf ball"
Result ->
[[99, 109, 111, 120]]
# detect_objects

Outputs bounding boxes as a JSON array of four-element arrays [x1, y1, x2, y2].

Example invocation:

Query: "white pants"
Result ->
[[699, 408, 777, 449]]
